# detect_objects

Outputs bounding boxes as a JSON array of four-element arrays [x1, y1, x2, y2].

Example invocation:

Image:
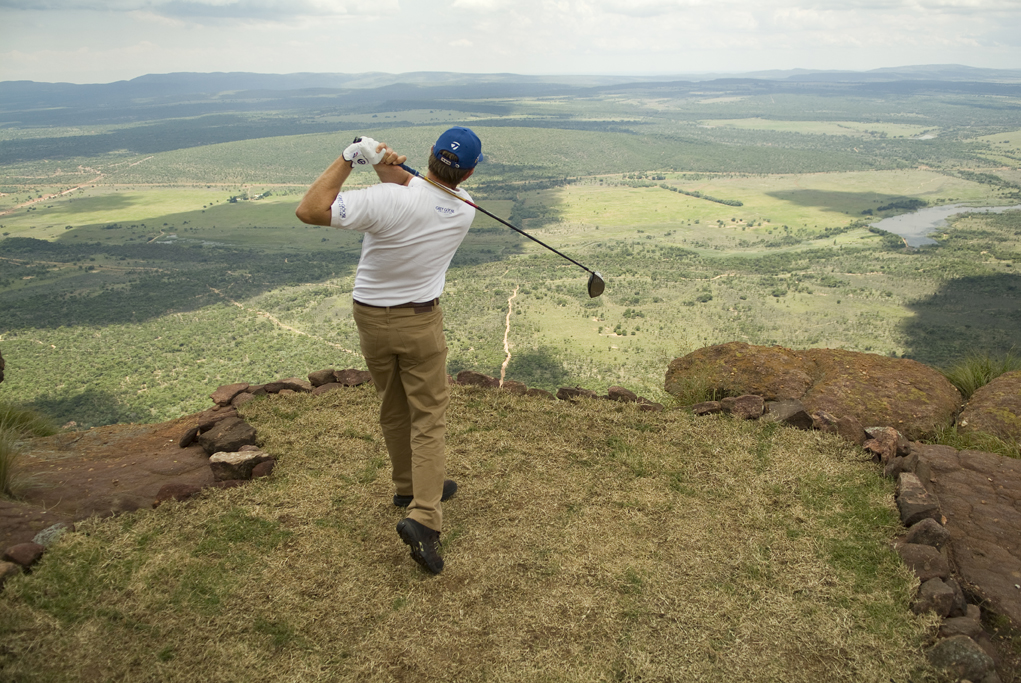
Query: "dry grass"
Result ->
[[0, 386, 945, 682]]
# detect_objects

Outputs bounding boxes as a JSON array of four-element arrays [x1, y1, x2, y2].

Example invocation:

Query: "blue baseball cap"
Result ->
[[433, 126, 483, 169]]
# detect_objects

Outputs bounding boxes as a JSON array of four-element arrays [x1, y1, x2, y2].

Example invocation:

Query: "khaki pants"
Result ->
[[353, 303, 449, 532]]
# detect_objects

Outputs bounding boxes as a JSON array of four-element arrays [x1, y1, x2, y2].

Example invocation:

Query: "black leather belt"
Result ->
[[354, 298, 438, 312]]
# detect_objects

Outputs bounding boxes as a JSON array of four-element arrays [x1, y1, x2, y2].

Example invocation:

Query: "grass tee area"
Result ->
[[0, 387, 943, 682]]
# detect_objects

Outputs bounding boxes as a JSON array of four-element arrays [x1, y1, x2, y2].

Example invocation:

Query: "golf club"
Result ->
[[399, 162, 605, 298]]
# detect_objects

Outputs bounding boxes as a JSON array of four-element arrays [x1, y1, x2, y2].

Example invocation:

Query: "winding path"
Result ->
[[499, 285, 519, 387]]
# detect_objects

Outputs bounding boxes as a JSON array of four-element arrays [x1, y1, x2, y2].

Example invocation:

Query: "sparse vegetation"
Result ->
[[941, 349, 1021, 400]]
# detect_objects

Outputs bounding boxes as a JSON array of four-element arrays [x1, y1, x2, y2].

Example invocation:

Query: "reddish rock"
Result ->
[[811, 410, 840, 433], [722, 395, 764, 420], [263, 378, 312, 394], [209, 449, 273, 481], [884, 452, 918, 479], [763, 400, 813, 430], [958, 369, 1021, 443], [692, 401, 725, 416], [153, 483, 203, 508], [196, 417, 257, 456], [334, 369, 372, 386], [457, 370, 499, 389], [210, 383, 249, 407], [3, 542, 45, 569], [312, 382, 343, 395], [903, 518, 950, 549], [607, 386, 638, 402], [940, 615, 984, 639], [307, 369, 337, 387], [896, 542, 950, 581], [864, 427, 901, 463], [251, 460, 276, 478], [179, 426, 200, 448], [897, 472, 942, 526], [637, 399, 665, 412], [836, 415, 869, 446], [912, 577, 956, 617], [231, 392, 256, 407], [665, 343, 960, 439], [500, 380, 528, 395], [557, 387, 599, 401]]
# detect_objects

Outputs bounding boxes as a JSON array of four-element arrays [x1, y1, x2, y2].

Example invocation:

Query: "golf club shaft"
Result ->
[[399, 163, 597, 276]]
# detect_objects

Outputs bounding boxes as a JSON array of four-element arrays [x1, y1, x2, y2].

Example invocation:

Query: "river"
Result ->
[[871, 203, 1021, 247]]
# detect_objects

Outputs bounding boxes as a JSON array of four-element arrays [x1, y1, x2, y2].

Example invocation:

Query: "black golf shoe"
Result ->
[[396, 518, 444, 574], [392, 479, 458, 508]]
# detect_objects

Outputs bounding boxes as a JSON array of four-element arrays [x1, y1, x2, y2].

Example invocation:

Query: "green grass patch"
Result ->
[[941, 349, 1021, 399]]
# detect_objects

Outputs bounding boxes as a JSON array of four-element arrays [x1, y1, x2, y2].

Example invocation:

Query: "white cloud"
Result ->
[[0, 0, 399, 19]]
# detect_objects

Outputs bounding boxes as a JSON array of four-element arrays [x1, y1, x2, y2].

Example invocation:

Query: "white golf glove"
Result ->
[[343, 137, 384, 168]]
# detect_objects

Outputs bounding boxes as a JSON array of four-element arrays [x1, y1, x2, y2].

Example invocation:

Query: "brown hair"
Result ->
[[428, 152, 473, 187]]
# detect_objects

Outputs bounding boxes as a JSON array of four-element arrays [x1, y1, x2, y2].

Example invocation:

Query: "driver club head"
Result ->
[[587, 272, 605, 298]]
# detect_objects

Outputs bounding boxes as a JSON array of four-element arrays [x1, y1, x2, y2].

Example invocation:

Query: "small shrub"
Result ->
[[941, 350, 1021, 400]]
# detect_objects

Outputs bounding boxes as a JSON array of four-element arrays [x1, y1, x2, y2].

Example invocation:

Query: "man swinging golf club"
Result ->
[[296, 127, 482, 574]]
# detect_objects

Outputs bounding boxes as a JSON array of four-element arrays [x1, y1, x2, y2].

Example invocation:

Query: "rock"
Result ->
[[958, 370, 1021, 443], [912, 577, 956, 617], [664, 343, 961, 439], [196, 408, 238, 434], [209, 450, 273, 481], [836, 415, 869, 446], [762, 400, 814, 429], [500, 380, 528, 395], [32, 523, 72, 548], [607, 386, 639, 402], [3, 542, 45, 569], [896, 542, 950, 581], [637, 399, 665, 412], [557, 387, 599, 401], [525, 388, 555, 400], [914, 444, 1021, 627], [231, 392, 256, 407], [334, 369, 372, 386], [210, 382, 249, 406], [896, 472, 942, 527], [457, 370, 499, 389], [864, 427, 910, 463], [263, 378, 312, 394], [940, 615, 984, 639], [251, 460, 275, 478], [884, 452, 918, 479], [249, 384, 267, 396], [904, 518, 950, 549], [926, 635, 996, 682], [196, 417, 258, 456], [312, 382, 343, 395], [308, 369, 337, 387], [811, 410, 840, 433], [945, 577, 969, 618], [721, 395, 764, 420], [153, 483, 203, 507], [692, 401, 725, 416], [179, 426, 200, 448], [0, 561, 20, 588]]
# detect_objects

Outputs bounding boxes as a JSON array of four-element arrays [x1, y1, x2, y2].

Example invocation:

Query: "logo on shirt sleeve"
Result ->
[[435, 205, 456, 216], [336, 195, 347, 219]]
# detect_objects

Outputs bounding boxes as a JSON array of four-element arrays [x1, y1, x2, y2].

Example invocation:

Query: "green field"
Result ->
[[1, 82, 1020, 427]]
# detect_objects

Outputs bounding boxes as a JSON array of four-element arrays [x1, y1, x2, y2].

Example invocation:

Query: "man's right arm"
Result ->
[[295, 155, 353, 226]]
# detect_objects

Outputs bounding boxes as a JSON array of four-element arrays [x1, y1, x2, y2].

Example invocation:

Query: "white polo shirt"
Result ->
[[331, 176, 475, 307]]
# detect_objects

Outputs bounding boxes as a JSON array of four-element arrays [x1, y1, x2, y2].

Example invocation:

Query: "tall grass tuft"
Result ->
[[941, 349, 1021, 400], [0, 402, 55, 499], [930, 424, 1021, 460]]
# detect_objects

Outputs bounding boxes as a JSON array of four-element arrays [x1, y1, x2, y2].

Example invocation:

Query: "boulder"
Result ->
[[231, 392, 256, 407], [308, 368, 337, 387], [811, 410, 840, 433], [665, 343, 961, 439], [864, 427, 908, 463], [0, 561, 19, 588], [903, 518, 950, 549], [263, 378, 312, 394], [721, 395, 764, 420], [836, 415, 869, 446], [3, 542, 45, 569], [457, 370, 499, 389], [926, 635, 996, 682], [209, 450, 273, 481], [896, 472, 942, 527], [958, 370, 1021, 443], [196, 417, 258, 456], [210, 383, 249, 407], [939, 615, 984, 639], [896, 542, 950, 581], [500, 380, 528, 395], [762, 400, 814, 430], [179, 426, 200, 448], [911, 577, 956, 617], [607, 386, 639, 402], [557, 387, 599, 401], [334, 369, 372, 386]]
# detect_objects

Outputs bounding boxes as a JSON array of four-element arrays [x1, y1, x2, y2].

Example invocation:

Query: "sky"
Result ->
[[1, 0, 1020, 84]]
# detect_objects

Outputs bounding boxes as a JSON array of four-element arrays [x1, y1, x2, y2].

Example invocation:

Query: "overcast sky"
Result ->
[[1, 0, 1019, 84]]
